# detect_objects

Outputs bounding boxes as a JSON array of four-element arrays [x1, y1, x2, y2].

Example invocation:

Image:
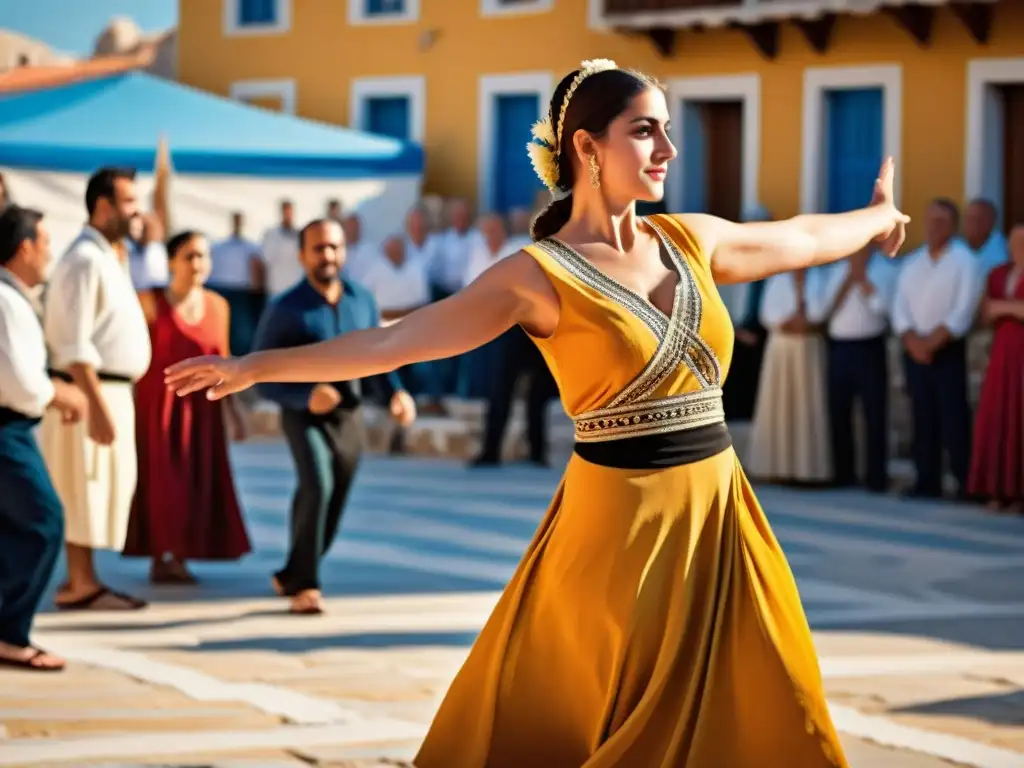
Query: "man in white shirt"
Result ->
[[339, 213, 379, 284], [506, 207, 534, 252], [0, 206, 87, 670], [360, 236, 440, 416], [260, 199, 302, 298], [963, 198, 1008, 278], [42, 167, 153, 611], [211, 211, 263, 355], [822, 246, 899, 492], [430, 198, 475, 297], [404, 206, 441, 269], [892, 198, 984, 499], [360, 235, 431, 320], [463, 213, 518, 287]]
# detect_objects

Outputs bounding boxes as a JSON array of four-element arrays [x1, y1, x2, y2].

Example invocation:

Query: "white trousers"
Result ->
[[40, 381, 137, 551]]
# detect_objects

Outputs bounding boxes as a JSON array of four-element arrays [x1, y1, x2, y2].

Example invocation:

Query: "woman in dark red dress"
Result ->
[[124, 231, 251, 582], [968, 224, 1024, 512]]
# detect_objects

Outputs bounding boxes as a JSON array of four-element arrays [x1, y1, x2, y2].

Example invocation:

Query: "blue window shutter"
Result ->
[[239, 0, 277, 25], [681, 102, 708, 213], [366, 96, 411, 141], [825, 88, 884, 213], [494, 94, 543, 213], [366, 0, 405, 14]]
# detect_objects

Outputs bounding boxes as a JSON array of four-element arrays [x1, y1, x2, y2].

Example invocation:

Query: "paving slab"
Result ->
[[12, 444, 1024, 768]]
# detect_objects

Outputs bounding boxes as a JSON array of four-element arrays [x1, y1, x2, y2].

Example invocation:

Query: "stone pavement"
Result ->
[[4, 441, 1024, 767]]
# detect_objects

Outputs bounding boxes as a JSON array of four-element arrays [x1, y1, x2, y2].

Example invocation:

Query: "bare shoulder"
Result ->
[[501, 248, 557, 297], [204, 289, 231, 322], [464, 249, 559, 337], [205, 289, 230, 313]]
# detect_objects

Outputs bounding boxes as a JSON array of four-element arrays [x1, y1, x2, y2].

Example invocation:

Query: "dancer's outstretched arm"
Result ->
[[681, 157, 910, 285], [164, 252, 558, 401]]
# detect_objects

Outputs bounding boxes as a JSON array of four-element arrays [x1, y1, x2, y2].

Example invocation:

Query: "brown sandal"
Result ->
[[0, 647, 65, 672]]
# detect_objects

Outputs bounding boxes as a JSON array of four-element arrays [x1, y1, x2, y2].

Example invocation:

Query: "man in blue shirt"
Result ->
[[253, 218, 416, 615]]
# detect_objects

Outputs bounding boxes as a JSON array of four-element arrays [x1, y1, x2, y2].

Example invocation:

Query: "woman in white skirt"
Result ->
[[746, 267, 833, 483]]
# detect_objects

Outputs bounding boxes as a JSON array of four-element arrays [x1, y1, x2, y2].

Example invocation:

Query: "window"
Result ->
[[367, 0, 404, 14], [349, 0, 419, 25], [481, 0, 554, 17], [230, 79, 297, 114], [240, 0, 276, 25], [224, 0, 291, 36], [350, 76, 426, 143]]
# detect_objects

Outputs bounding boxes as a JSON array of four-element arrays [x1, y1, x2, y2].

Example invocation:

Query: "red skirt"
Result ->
[[967, 321, 1024, 502]]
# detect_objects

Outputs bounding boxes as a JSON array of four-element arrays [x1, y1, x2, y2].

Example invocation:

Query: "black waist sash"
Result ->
[[0, 406, 40, 429], [49, 369, 133, 384], [574, 421, 733, 469]]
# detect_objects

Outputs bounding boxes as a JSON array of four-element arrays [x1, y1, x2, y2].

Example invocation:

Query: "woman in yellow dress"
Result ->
[[166, 60, 908, 767]]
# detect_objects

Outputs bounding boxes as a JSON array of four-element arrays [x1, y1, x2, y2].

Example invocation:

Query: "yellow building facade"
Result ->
[[179, 0, 1024, 244]]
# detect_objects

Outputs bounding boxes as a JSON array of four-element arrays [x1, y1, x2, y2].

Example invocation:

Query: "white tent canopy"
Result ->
[[0, 71, 424, 256]]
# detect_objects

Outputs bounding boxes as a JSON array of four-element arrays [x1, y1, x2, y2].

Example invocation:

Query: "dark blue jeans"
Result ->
[[0, 411, 64, 647]]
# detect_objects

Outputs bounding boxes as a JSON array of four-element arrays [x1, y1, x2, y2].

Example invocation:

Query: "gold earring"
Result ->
[[588, 154, 601, 188]]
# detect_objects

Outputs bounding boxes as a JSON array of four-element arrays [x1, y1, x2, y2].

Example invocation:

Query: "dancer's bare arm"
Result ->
[[165, 252, 559, 400], [679, 158, 910, 285]]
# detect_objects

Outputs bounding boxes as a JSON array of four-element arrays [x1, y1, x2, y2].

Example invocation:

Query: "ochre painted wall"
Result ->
[[179, 0, 1024, 243]]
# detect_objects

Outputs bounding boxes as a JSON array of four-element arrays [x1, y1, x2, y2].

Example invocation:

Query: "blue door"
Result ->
[[681, 101, 708, 213], [494, 94, 543, 213], [825, 88, 884, 213], [366, 96, 411, 141]]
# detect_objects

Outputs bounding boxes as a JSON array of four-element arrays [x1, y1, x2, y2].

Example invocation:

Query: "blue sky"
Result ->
[[0, 0, 177, 55]]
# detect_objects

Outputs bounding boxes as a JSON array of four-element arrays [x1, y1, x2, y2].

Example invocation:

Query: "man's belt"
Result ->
[[49, 369, 134, 384]]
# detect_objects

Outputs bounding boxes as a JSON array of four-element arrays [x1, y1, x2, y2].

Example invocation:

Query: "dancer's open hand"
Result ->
[[165, 355, 255, 400], [871, 157, 908, 257]]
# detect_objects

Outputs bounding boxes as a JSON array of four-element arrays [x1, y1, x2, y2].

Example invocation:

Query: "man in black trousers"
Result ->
[[471, 328, 555, 468], [891, 199, 984, 499], [253, 218, 416, 614], [822, 245, 898, 491]]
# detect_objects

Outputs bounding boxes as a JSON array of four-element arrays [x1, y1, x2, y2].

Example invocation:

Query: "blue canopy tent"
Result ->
[[0, 71, 424, 252]]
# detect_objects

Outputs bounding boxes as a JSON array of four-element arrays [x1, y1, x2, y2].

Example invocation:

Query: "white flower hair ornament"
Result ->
[[526, 58, 619, 198], [527, 117, 560, 194]]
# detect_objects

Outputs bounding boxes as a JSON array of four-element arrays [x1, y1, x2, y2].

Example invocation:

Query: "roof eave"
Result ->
[[601, 0, 997, 31]]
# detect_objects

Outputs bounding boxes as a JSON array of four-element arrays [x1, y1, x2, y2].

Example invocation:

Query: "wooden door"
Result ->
[[701, 101, 743, 222], [1002, 85, 1024, 232]]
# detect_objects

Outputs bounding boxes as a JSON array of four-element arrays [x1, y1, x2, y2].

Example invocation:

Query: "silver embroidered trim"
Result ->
[[646, 217, 723, 388], [532, 238, 667, 342], [574, 387, 726, 443]]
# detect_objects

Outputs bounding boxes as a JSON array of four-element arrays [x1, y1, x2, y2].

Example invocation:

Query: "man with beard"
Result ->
[[42, 167, 153, 611], [252, 218, 416, 614]]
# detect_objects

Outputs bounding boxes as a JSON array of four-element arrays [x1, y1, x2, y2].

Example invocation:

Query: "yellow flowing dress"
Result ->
[[414, 214, 847, 767]]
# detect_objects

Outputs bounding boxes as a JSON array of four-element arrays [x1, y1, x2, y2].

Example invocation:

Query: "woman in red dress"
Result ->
[[124, 231, 251, 582], [968, 224, 1024, 512]]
